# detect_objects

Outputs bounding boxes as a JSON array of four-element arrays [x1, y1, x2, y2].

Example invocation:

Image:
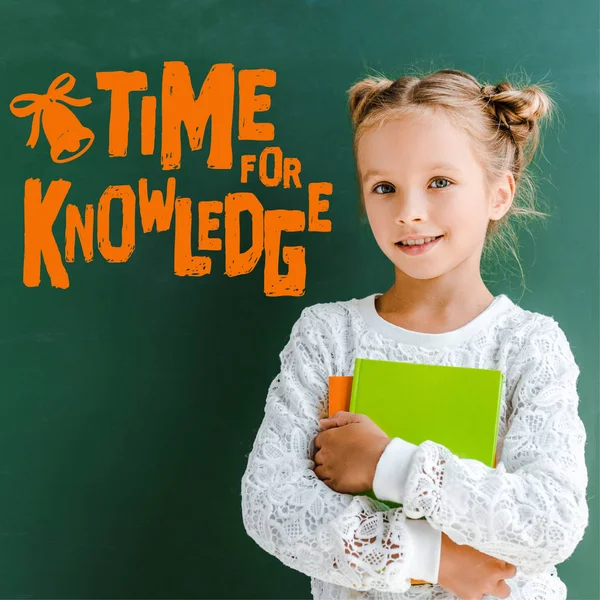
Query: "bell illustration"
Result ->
[[9, 72, 95, 164], [43, 102, 94, 163]]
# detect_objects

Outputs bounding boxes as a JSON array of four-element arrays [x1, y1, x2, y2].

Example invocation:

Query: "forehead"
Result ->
[[356, 110, 478, 178]]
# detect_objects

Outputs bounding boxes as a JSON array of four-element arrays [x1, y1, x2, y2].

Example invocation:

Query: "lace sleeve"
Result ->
[[400, 317, 589, 576], [241, 307, 420, 593]]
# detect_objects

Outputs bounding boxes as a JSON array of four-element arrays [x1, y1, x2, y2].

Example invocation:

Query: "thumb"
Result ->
[[320, 411, 361, 430]]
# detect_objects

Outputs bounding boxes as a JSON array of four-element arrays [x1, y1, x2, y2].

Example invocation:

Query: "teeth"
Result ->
[[400, 236, 439, 246]]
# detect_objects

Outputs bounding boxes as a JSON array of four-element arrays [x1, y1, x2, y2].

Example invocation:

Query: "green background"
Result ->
[[0, 0, 597, 598]]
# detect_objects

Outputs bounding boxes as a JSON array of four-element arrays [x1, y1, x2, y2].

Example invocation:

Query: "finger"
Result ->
[[494, 579, 511, 599], [313, 449, 322, 466], [330, 411, 362, 426], [314, 433, 322, 450], [314, 464, 325, 480], [318, 418, 339, 431], [503, 562, 517, 578], [314, 466, 331, 484]]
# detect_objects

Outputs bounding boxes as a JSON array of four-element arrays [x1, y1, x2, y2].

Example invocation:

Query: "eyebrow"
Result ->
[[361, 163, 462, 183]]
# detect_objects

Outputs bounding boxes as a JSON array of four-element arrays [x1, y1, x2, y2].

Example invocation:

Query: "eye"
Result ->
[[430, 177, 452, 189], [372, 183, 395, 194]]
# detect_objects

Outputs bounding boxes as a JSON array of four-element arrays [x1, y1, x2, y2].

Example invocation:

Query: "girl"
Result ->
[[241, 68, 589, 600]]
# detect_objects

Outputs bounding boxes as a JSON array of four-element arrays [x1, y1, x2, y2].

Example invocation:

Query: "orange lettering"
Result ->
[[23, 178, 70, 288], [65, 203, 94, 263], [264, 209, 306, 297], [174, 197, 210, 276], [199, 201, 223, 251], [96, 71, 148, 157], [240, 154, 256, 183], [224, 192, 264, 277], [141, 95, 157, 155], [162, 61, 234, 171], [308, 182, 332, 232], [238, 69, 276, 140], [97, 185, 136, 262], [138, 177, 176, 233], [283, 157, 302, 189], [259, 147, 283, 187]]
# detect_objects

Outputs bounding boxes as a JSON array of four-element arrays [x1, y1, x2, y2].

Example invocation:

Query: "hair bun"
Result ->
[[480, 81, 553, 142], [347, 77, 394, 126]]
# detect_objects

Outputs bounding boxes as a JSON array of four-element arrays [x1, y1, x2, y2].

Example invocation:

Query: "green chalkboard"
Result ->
[[0, 0, 597, 598]]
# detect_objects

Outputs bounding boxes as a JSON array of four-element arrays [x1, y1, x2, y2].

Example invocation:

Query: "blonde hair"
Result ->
[[346, 68, 558, 291]]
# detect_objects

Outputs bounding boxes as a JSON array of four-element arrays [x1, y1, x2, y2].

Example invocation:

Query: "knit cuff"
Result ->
[[405, 519, 442, 584], [372, 437, 419, 504]]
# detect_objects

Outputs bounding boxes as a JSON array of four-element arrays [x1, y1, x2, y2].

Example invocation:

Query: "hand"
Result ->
[[438, 532, 517, 600], [313, 411, 391, 494]]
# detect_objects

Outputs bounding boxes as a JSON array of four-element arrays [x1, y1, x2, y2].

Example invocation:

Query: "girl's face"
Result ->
[[357, 109, 512, 282]]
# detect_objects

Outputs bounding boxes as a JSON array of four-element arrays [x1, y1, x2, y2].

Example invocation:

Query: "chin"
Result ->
[[400, 270, 443, 281], [389, 260, 445, 280]]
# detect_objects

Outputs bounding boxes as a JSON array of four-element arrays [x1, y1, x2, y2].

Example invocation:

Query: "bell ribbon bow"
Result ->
[[9, 72, 92, 148]]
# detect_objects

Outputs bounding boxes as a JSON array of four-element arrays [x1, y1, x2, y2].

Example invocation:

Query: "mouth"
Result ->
[[395, 235, 443, 255]]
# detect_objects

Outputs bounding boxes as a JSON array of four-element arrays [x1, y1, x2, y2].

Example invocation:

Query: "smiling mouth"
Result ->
[[393, 235, 444, 256], [395, 235, 443, 247]]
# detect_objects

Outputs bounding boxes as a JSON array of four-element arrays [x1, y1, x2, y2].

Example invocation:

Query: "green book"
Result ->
[[349, 358, 503, 509]]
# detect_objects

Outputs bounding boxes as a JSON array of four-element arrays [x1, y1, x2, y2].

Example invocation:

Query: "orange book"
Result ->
[[328, 375, 354, 417]]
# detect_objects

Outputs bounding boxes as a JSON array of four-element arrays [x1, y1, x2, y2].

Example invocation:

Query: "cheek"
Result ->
[[365, 203, 389, 232], [440, 207, 489, 251], [438, 197, 484, 229]]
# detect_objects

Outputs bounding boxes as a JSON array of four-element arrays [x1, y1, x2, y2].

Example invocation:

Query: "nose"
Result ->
[[394, 192, 427, 224]]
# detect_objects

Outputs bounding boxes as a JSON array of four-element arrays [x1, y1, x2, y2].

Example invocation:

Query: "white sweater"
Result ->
[[241, 293, 589, 600]]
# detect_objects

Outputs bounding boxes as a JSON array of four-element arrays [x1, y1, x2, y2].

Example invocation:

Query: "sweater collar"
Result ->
[[355, 293, 514, 349]]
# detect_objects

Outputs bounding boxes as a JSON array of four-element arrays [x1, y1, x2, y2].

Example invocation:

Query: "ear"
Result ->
[[488, 171, 515, 221]]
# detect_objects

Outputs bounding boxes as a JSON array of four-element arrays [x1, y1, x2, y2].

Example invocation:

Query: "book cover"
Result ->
[[349, 358, 503, 468]]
